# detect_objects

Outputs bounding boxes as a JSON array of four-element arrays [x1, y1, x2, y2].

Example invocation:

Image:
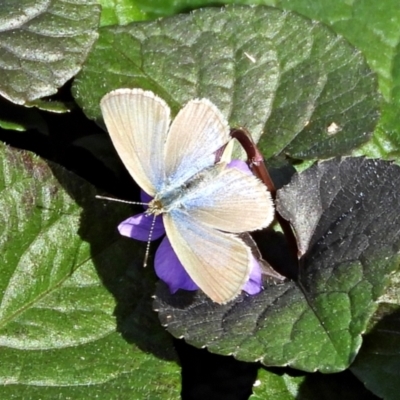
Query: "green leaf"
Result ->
[[124, 0, 400, 160], [378, 271, 400, 305], [275, 0, 399, 100], [351, 304, 400, 400], [0, 332, 179, 399], [98, 0, 278, 26], [270, 0, 400, 159], [250, 368, 377, 399], [0, 99, 48, 133], [27, 99, 72, 114], [73, 5, 379, 160], [0, 0, 100, 105], [154, 158, 400, 372], [98, 0, 148, 26], [0, 143, 180, 398], [250, 369, 306, 400]]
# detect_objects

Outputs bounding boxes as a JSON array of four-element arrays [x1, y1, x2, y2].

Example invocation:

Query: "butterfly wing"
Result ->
[[100, 89, 170, 196], [163, 163, 274, 303], [163, 98, 230, 189], [180, 163, 274, 233], [163, 210, 252, 304]]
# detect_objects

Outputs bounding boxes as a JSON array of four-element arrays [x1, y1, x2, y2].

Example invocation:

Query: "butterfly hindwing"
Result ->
[[163, 209, 252, 304], [179, 163, 275, 233]]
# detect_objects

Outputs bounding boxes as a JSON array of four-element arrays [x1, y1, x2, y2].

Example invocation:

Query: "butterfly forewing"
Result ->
[[164, 99, 230, 189], [100, 89, 171, 196]]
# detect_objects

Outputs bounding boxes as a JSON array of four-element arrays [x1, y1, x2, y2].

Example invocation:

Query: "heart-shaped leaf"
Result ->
[[74, 5, 379, 160], [154, 157, 400, 372]]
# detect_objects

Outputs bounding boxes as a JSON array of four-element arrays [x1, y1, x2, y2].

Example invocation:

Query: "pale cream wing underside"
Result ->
[[100, 88, 170, 196], [181, 165, 275, 233], [164, 98, 230, 189], [163, 211, 252, 304]]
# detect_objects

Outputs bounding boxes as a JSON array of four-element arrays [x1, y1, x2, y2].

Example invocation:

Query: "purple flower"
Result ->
[[118, 160, 262, 297]]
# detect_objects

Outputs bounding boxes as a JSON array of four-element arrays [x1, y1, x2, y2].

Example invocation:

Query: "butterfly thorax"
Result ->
[[145, 163, 226, 216], [145, 188, 185, 215]]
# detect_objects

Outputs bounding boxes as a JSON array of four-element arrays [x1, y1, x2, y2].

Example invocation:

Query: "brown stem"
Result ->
[[230, 128, 299, 262]]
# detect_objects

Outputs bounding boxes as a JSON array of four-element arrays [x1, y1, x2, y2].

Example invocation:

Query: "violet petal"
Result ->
[[118, 212, 165, 241], [140, 190, 153, 206], [154, 236, 199, 293], [228, 159, 252, 175], [242, 255, 262, 295]]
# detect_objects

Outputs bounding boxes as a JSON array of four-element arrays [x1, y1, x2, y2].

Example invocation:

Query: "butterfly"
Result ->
[[100, 88, 274, 304]]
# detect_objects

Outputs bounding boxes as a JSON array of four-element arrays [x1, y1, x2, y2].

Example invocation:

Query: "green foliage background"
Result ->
[[1, 1, 400, 399]]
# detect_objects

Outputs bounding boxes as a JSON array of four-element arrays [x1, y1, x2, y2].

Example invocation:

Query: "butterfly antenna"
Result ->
[[143, 214, 157, 267], [95, 195, 147, 206], [96, 195, 155, 267]]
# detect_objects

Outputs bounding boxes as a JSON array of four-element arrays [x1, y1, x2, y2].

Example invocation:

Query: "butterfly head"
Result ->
[[146, 198, 164, 216]]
